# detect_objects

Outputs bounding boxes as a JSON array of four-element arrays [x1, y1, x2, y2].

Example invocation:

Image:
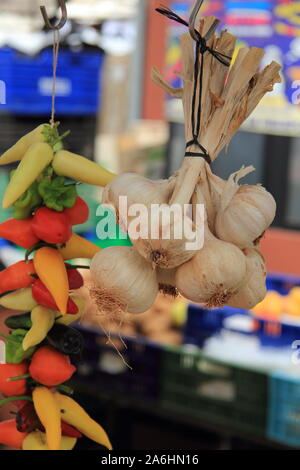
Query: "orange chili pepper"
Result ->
[[33, 247, 68, 315]]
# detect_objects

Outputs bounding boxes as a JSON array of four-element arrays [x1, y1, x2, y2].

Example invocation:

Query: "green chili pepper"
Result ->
[[13, 181, 42, 220], [2, 329, 36, 364], [5, 313, 32, 330], [38, 176, 77, 212]]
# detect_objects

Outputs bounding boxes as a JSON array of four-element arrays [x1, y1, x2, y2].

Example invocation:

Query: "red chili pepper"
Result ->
[[16, 402, 82, 438], [61, 422, 82, 438], [67, 267, 84, 290], [32, 207, 72, 244], [0, 362, 28, 397], [0, 260, 35, 295], [0, 420, 28, 449], [16, 402, 41, 434], [29, 346, 76, 387], [0, 218, 39, 249], [63, 197, 89, 225], [31, 279, 79, 315]]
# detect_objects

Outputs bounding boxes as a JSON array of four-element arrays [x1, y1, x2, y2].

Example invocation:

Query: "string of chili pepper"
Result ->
[[51, 30, 60, 127]]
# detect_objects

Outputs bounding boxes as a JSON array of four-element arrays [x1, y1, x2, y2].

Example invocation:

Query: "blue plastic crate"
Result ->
[[0, 47, 104, 115], [266, 274, 300, 295], [0, 48, 12, 111], [183, 305, 226, 347], [267, 372, 300, 448], [257, 319, 300, 348], [183, 304, 251, 347]]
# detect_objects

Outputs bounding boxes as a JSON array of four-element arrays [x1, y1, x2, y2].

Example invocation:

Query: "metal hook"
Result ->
[[40, 0, 68, 30], [189, 0, 220, 41]]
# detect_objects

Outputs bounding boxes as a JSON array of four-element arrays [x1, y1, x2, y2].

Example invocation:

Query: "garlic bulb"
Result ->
[[133, 225, 197, 270], [102, 173, 175, 229], [157, 268, 177, 297], [90, 246, 158, 314], [215, 165, 276, 248], [227, 248, 266, 310], [133, 158, 206, 269], [175, 193, 247, 307]]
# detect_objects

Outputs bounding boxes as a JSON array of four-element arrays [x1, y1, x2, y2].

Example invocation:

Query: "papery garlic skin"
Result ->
[[102, 173, 175, 238], [102, 173, 174, 218], [227, 248, 267, 310], [175, 236, 246, 307], [133, 229, 197, 270], [215, 167, 276, 248], [132, 158, 206, 270], [131, 206, 201, 269], [90, 246, 158, 314]]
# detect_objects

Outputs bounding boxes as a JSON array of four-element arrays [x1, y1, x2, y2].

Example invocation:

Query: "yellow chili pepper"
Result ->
[[56, 296, 85, 326], [0, 124, 46, 166], [3, 142, 53, 209], [52, 150, 116, 187], [34, 247, 69, 315], [59, 233, 100, 260], [32, 387, 61, 451], [53, 391, 112, 450], [22, 305, 56, 351], [0, 288, 37, 311], [22, 431, 76, 451]]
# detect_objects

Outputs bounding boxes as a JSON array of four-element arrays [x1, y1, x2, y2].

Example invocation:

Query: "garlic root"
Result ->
[[157, 268, 178, 297]]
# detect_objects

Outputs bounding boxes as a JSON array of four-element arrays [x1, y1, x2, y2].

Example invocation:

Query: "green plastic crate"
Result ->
[[160, 346, 268, 436]]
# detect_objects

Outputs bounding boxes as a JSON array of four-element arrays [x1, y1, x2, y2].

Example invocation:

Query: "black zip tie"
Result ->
[[156, 6, 231, 163]]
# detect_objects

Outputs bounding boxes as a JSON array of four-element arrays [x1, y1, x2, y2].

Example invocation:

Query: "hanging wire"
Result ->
[[188, 0, 204, 40], [40, 0, 68, 31], [40, 1, 68, 127]]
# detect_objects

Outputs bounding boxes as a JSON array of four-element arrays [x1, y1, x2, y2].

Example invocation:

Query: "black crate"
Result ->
[[75, 325, 163, 401]]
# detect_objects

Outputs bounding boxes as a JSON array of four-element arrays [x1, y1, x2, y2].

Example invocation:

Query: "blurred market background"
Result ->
[[1, 0, 300, 451]]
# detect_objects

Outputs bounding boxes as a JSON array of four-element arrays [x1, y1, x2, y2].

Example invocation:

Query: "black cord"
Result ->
[[156, 6, 231, 163]]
